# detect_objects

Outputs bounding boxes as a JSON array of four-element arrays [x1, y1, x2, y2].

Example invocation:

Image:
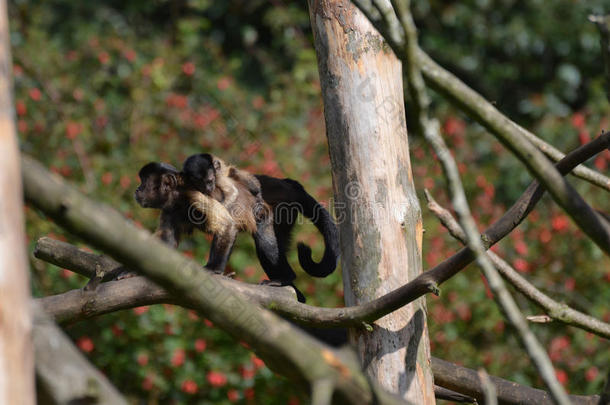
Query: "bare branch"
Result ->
[[477, 369, 497, 405], [425, 192, 610, 339], [34, 238, 297, 324], [432, 358, 600, 405], [32, 302, 128, 405], [589, 15, 610, 101]]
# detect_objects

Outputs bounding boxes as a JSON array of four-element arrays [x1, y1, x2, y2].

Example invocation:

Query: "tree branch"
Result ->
[[589, 15, 610, 101], [32, 302, 128, 405], [34, 237, 297, 324], [432, 358, 600, 405], [425, 192, 610, 339]]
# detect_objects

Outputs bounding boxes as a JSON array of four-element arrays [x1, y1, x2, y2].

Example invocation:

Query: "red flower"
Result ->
[[204, 319, 214, 328], [171, 348, 185, 367], [594, 155, 607, 171], [240, 365, 255, 380], [142, 375, 154, 391], [217, 76, 232, 91], [119, 175, 131, 189], [133, 306, 149, 315], [182, 62, 196, 76], [551, 215, 569, 232], [29, 88, 42, 101], [539, 229, 552, 243], [16, 100, 26, 116], [137, 353, 149, 366], [585, 366, 599, 382], [60, 269, 73, 279], [244, 388, 255, 400], [578, 131, 591, 145], [77, 336, 94, 353], [111, 324, 123, 337], [194, 339, 207, 353], [227, 389, 239, 402], [555, 369, 568, 385], [443, 116, 466, 137], [17, 120, 28, 133], [549, 335, 570, 361], [123, 49, 136, 62], [513, 258, 530, 273], [101, 172, 113, 185], [514, 240, 528, 256], [207, 371, 227, 387], [65, 122, 81, 139], [181, 379, 198, 394], [251, 356, 265, 369], [570, 112, 585, 130], [98, 51, 110, 65], [252, 95, 265, 109]]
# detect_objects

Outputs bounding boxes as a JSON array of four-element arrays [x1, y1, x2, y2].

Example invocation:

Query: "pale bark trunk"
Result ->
[[308, 1, 435, 402], [0, 0, 35, 403]]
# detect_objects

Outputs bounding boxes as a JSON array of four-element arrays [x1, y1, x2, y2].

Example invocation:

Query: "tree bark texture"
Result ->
[[0, 0, 35, 402], [308, 1, 434, 402]]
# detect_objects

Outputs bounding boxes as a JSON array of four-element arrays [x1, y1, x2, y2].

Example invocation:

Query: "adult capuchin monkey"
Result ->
[[134, 160, 307, 301], [182, 153, 340, 289]]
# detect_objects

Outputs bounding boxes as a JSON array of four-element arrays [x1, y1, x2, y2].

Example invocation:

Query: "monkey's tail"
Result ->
[[286, 180, 340, 277]]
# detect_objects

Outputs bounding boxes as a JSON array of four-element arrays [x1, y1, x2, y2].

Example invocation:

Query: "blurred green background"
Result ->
[[12, 0, 610, 403]]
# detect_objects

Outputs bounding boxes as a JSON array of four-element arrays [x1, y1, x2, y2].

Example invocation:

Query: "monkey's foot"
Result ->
[[259, 279, 289, 287], [259, 279, 306, 302], [223, 271, 236, 278], [115, 270, 138, 280]]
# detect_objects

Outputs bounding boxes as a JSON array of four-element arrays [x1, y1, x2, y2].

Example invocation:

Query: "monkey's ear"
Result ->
[[213, 158, 221, 172], [161, 173, 177, 189]]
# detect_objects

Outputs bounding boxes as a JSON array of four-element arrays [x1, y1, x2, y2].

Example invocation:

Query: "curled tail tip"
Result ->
[[297, 242, 337, 278]]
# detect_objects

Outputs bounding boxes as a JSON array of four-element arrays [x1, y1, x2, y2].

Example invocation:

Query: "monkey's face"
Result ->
[[135, 163, 179, 209], [134, 174, 166, 208], [183, 154, 216, 195]]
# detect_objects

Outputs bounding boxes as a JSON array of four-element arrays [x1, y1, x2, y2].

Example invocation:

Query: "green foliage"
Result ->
[[13, 0, 610, 402]]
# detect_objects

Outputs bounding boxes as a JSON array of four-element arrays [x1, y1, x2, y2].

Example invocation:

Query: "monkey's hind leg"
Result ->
[[253, 220, 305, 302]]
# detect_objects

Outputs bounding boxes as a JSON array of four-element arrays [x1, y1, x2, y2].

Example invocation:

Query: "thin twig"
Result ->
[[477, 369, 497, 405], [589, 15, 610, 101], [425, 191, 610, 339]]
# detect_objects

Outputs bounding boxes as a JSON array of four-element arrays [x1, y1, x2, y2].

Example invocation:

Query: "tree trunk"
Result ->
[[308, 1, 435, 402], [0, 0, 35, 403]]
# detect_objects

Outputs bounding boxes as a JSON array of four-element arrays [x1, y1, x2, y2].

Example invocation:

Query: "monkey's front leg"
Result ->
[[205, 224, 238, 274], [253, 220, 305, 302]]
